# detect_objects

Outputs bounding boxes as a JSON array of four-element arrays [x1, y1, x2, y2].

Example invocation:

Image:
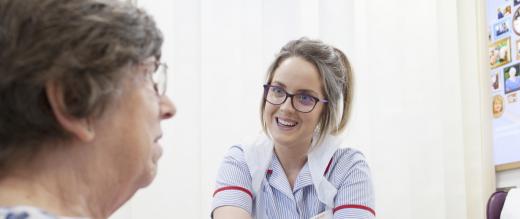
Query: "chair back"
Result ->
[[487, 191, 508, 219]]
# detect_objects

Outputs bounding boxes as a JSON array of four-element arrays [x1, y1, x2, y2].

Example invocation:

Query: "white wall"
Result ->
[[497, 169, 520, 189], [111, 0, 496, 218]]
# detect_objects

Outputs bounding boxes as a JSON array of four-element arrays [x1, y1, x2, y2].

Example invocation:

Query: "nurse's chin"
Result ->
[[271, 135, 301, 148]]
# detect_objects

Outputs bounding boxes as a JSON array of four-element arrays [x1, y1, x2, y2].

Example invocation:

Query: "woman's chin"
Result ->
[[137, 165, 159, 188]]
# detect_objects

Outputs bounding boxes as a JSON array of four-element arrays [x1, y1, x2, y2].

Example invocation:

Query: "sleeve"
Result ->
[[211, 145, 253, 215], [333, 150, 376, 219]]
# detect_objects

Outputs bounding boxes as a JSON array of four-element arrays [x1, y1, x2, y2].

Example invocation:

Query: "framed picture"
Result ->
[[513, 7, 520, 35], [504, 63, 520, 94], [490, 37, 511, 69], [494, 19, 511, 39]]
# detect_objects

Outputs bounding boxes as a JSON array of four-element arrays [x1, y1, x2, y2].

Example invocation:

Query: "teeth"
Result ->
[[278, 118, 297, 127]]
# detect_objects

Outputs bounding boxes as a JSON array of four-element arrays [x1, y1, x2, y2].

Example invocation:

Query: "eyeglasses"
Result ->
[[141, 61, 168, 96], [263, 84, 328, 113]]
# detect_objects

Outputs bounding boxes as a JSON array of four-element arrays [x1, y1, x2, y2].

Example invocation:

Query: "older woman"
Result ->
[[0, 0, 175, 218], [212, 38, 375, 219]]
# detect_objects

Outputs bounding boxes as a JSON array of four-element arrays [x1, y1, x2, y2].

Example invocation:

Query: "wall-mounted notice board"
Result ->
[[487, 0, 520, 171]]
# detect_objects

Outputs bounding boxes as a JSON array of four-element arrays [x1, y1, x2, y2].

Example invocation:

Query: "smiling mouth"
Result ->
[[276, 117, 298, 128]]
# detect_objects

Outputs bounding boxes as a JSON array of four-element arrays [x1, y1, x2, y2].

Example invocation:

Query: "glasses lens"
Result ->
[[293, 94, 316, 112], [266, 86, 286, 104], [152, 63, 167, 95]]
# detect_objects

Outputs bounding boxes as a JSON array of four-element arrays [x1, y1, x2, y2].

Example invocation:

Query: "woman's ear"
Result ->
[[45, 81, 95, 142]]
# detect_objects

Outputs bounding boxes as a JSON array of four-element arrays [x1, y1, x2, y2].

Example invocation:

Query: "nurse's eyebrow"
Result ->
[[270, 81, 286, 87], [270, 81, 320, 96]]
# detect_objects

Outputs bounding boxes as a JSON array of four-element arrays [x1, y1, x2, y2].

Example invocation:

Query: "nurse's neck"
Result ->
[[274, 139, 312, 190]]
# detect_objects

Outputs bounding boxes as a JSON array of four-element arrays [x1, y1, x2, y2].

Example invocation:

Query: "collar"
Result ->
[[265, 154, 314, 200], [243, 133, 340, 209]]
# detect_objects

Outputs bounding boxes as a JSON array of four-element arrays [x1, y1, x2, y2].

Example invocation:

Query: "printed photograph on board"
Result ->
[[497, 5, 512, 19], [493, 95, 505, 118], [504, 63, 520, 94], [490, 37, 512, 69], [494, 19, 511, 39], [516, 39, 520, 60], [512, 6, 520, 35], [492, 70, 501, 91]]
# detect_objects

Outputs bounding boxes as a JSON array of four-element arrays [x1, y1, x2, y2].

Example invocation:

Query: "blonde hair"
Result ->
[[493, 95, 504, 118]]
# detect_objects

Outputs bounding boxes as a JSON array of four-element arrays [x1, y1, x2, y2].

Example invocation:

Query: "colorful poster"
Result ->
[[487, 0, 520, 168]]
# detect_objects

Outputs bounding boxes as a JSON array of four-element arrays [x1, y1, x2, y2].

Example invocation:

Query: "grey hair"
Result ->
[[260, 38, 354, 144], [0, 0, 163, 172]]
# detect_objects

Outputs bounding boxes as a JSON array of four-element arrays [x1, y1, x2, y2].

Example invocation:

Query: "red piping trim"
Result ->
[[333, 204, 376, 216], [323, 158, 333, 175], [213, 186, 253, 199]]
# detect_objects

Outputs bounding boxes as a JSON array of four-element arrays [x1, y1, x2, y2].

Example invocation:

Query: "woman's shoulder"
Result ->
[[223, 134, 270, 162], [0, 206, 58, 219], [328, 147, 372, 181], [223, 145, 247, 161], [217, 145, 249, 171], [333, 147, 369, 164]]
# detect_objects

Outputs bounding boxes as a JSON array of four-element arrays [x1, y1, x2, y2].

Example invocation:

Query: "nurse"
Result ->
[[212, 38, 375, 219]]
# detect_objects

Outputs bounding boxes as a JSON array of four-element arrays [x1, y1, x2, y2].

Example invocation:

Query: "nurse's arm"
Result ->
[[213, 206, 252, 219]]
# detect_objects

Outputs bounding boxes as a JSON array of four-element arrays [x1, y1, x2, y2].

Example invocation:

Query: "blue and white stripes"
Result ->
[[212, 145, 375, 219]]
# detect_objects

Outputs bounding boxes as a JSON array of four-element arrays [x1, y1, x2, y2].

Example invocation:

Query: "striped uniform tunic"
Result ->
[[212, 145, 375, 219]]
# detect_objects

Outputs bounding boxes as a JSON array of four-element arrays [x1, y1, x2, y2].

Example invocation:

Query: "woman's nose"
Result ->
[[159, 95, 176, 120]]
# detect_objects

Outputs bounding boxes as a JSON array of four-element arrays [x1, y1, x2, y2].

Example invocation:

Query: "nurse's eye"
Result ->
[[296, 94, 317, 106], [270, 86, 286, 98]]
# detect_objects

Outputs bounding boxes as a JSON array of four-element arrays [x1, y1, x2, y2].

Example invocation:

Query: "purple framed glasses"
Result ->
[[263, 84, 328, 113]]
